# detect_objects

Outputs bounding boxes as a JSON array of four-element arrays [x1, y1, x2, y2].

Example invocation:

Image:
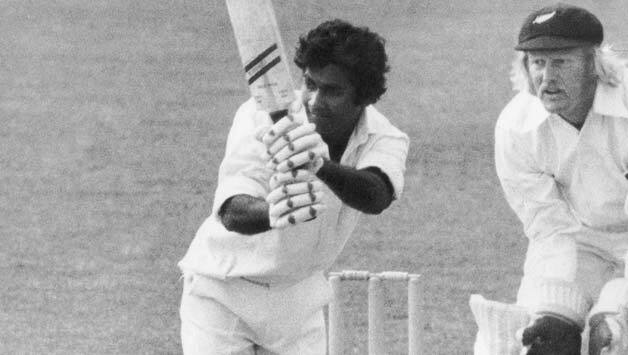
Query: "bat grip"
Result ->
[[269, 109, 289, 123]]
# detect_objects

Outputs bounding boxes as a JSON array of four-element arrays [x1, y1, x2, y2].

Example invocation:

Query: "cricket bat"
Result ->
[[225, 0, 296, 123]]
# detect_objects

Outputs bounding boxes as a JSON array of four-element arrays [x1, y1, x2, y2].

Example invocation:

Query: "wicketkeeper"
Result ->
[[178, 19, 409, 354], [471, 3, 628, 355]]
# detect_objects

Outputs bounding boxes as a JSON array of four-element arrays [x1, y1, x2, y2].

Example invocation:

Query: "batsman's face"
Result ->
[[527, 47, 597, 125], [301, 64, 363, 143]]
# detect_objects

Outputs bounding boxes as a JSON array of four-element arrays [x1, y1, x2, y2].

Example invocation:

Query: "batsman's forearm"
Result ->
[[218, 194, 271, 235], [315, 159, 393, 214]]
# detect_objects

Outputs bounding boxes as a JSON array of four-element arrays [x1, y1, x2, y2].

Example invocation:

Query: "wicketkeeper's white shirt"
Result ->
[[178, 96, 409, 285], [495, 69, 628, 283]]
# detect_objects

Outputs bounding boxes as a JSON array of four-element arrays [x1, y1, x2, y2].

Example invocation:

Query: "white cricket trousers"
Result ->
[[179, 272, 331, 355]]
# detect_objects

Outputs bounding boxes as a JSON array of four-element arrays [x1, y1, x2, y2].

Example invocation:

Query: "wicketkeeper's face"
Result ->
[[301, 64, 363, 143], [526, 46, 596, 125]]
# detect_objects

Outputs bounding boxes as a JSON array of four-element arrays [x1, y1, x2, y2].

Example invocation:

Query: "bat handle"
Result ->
[[269, 109, 289, 123]]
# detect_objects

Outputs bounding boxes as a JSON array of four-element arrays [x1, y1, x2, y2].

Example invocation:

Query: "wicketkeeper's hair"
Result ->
[[294, 19, 390, 106]]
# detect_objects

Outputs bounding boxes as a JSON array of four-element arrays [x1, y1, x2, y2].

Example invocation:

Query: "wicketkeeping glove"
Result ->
[[589, 313, 614, 355], [266, 169, 326, 229], [261, 115, 329, 174], [588, 277, 628, 355], [520, 315, 582, 355], [589, 310, 628, 355]]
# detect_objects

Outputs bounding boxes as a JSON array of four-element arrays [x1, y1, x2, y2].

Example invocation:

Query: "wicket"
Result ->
[[328, 270, 423, 355]]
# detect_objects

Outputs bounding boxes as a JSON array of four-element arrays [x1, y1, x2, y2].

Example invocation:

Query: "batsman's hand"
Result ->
[[266, 169, 326, 229], [260, 106, 329, 174], [519, 315, 582, 355]]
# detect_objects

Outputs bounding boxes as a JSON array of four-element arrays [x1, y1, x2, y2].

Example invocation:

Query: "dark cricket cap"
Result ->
[[515, 3, 603, 51]]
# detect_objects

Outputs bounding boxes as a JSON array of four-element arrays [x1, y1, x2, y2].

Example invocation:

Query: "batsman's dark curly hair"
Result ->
[[294, 19, 390, 106]]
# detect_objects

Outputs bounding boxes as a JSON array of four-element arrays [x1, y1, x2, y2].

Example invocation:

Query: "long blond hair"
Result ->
[[509, 44, 628, 93]]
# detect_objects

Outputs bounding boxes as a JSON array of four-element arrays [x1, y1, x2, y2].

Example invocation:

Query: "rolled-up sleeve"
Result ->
[[356, 133, 409, 199], [212, 100, 272, 212]]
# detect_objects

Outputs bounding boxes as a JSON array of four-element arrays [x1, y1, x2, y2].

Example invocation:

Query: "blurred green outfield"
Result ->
[[1, 0, 627, 353]]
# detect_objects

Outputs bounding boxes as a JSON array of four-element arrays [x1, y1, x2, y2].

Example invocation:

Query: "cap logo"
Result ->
[[533, 11, 556, 24]]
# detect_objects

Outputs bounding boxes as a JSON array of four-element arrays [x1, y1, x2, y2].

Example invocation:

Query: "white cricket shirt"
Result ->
[[495, 70, 628, 281], [178, 96, 409, 285]]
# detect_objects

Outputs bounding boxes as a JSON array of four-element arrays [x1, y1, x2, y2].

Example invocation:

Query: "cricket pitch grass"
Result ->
[[1, 0, 627, 353]]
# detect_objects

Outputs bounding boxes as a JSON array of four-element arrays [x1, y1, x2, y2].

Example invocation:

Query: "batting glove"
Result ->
[[261, 114, 329, 174], [269, 169, 316, 190], [519, 315, 582, 355], [266, 169, 326, 229], [588, 276, 628, 355], [256, 100, 307, 143]]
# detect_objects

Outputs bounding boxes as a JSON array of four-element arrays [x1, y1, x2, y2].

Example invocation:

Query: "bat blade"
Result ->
[[225, 0, 296, 122]]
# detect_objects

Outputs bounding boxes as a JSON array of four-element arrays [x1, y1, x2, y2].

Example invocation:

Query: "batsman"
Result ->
[[472, 3, 628, 355], [178, 19, 408, 354]]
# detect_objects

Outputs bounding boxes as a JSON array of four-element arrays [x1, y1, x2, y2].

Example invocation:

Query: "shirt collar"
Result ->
[[341, 107, 370, 160], [592, 79, 628, 118], [351, 105, 389, 142], [342, 105, 397, 163], [526, 93, 552, 129], [354, 106, 374, 136]]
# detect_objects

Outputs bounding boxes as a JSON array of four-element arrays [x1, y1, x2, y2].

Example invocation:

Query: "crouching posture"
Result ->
[[472, 3, 628, 355], [178, 19, 408, 355]]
